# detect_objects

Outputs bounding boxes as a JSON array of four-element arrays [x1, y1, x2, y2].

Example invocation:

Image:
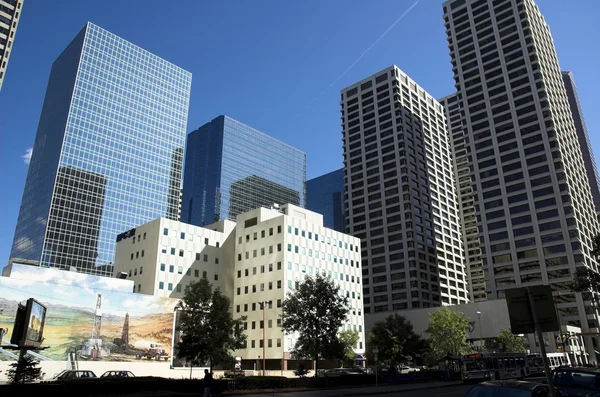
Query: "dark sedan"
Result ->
[[464, 380, 562, 397]]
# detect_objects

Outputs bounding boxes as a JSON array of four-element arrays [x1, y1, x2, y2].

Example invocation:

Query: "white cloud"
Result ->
[[22, 147, 33, 165], [14, 237, 34, 253]]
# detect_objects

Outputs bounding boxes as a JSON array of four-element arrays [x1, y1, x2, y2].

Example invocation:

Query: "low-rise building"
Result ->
[[114, 218, 236, 299], [113, 204, 365, 370]]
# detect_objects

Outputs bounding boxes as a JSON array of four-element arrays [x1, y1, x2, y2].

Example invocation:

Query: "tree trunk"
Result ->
[[314, 352, 319, 377], [210, 357, 213, 373]]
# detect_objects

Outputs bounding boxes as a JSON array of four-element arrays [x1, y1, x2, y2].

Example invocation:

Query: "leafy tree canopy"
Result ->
[[281, 274, 350, 373], [176, 277, 246, 370], [338, 329, 360, 367], [497, 329, 526, 353], [366, 313, 427, 366], [425, 307, 472, 363]]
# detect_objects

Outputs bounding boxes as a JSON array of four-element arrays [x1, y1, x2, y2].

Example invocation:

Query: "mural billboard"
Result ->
[[0, 265, 178, 363]]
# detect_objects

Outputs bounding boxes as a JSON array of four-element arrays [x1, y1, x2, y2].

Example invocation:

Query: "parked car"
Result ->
[[324, 368, 363, 377], [100, 371, 135, 378], [552, 366, 600, 396], [464, 380, 562, 397], [53, 370, 97, 380], [398, 366, 420, 374]]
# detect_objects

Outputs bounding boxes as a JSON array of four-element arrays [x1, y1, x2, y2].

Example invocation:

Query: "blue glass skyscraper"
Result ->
[[307, 168, 345, 232], [182, 115, 306, 226], [9, 22, 192, 276]]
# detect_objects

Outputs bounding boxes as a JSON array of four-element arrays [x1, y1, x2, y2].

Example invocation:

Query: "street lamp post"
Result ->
[[259, 301, 268, 376], [373, 347, 379, 393], [477, 311, 483, 349]]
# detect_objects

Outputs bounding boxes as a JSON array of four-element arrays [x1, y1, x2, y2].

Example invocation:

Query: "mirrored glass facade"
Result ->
[[306, 168, 345, 232], [182, 115, 306, 226], [9, 22, 192, 276]]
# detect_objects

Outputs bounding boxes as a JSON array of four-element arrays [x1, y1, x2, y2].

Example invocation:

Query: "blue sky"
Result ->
[[0, 0, 598, 264]]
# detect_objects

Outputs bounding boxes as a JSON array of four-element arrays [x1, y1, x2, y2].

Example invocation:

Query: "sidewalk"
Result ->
[[222, 380, 465, 396]]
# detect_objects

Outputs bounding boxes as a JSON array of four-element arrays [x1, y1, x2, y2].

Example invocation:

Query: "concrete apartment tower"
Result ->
[[561, 71, 600, 215], [439, 94, 486, 302], [443, 0, 600, 356], [8, 23, 192, 276], [341, 65, 469, 315], [0, 0, 24, 91]]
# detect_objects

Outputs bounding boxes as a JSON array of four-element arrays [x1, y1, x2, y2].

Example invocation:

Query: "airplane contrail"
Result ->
[[297, 0, 422, 116]]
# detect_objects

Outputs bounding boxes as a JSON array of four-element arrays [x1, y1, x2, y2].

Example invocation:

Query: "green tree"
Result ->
[[571, 266, 600, 311], [281, 274, 350, 375], [425, 307, 472, 363], [338, 329, 360, 367], [497, 329, 526, 353], [176, 277, 246, 372], [366, 313, 427, 366], [7, 355, 43, 384]]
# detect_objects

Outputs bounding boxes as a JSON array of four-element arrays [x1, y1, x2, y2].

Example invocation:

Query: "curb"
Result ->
[[221, 382, 465, 396]]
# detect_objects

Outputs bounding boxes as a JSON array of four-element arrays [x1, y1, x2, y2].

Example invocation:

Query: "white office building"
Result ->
[[114, 218, 237, 300], [114, 204, 365, 370], [443, 0, 600, 358], [341, 65, 469, 316]]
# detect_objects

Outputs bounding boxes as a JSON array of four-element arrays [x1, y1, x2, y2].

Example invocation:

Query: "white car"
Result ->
[[398, 366, 420, 374]]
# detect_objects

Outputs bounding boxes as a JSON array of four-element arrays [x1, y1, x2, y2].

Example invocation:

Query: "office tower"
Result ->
[[9, 22, 192, 276], [0, 0, 24, 91], [306, 168, 346, 232], [182, 115, 306, 226], [439, 94, 486, 302], [341, 65, 469, 315], [562, 71, 600, 215], [443, 0, 600, 349]]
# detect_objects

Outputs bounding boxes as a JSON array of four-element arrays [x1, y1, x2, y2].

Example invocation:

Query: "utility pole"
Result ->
[[259, 301, 268, 376], [477, 311, 483, 348], [527, 288, 557, 397]]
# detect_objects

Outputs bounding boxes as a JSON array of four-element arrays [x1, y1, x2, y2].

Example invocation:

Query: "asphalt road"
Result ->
[[228, 384, 474, 397]]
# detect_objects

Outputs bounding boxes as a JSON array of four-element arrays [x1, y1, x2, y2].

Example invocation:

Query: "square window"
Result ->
[[277, 225, 282, 233], [178, 266, 183, 274], [268, 339, 272, 348], [170, 248, 175, 255], [205, 238, 209, 245], [180, 232, 185, 239], [277, 338, 281, 347], [160, 263, 165, 271], [194, 269, 199, 277], [168, 283, 173, 291], [176, 284, 181, 292], [163, 228, 168, 236], [159, 282, 164, 290], [214, 274, 219, 281], [203, 254, 208, 262], [203, 271, 207, 278], [277, 262, 281, 270], [169, 265, 174, 273]]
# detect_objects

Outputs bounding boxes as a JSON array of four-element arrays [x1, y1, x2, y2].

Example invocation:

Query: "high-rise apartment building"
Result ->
[[439, 94, 486, 302], [307, 168, 346, 233], [0, 0, 24, 91], [443, 0, 600, 352], [562, 71, 600, 215], [182, 115, 306, 226], [341, 65, 469, 315], [9, 22, 192, 276]]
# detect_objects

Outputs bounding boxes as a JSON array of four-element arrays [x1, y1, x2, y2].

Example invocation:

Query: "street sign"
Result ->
[[505, 286, 559, 334]]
